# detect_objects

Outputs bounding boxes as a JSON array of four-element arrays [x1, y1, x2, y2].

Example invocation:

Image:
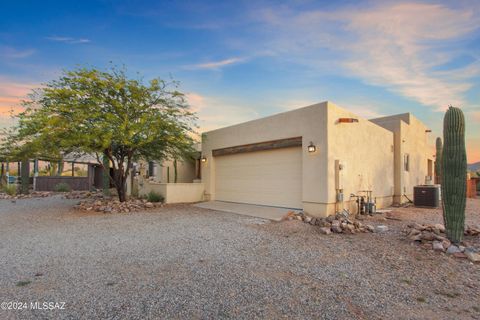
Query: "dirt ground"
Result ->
[[0, 196, 479, 319]]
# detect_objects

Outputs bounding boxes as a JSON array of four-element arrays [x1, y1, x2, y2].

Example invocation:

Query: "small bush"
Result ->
[[53, 182, 71, 192], [3, 184, 17, 196], [147, 191, 164, 203]]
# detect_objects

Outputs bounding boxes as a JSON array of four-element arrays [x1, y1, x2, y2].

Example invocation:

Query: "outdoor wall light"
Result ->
[[201, 156, 207, 163], [307, 142, 316, 153]]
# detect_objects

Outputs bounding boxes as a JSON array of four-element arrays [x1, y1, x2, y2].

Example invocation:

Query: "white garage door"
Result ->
[[214, 147, 302, 209]]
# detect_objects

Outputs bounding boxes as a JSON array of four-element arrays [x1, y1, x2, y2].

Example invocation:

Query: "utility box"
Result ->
[[414, 185, 440, 208]]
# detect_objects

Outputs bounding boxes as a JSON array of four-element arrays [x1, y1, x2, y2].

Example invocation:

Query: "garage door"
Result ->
[[214, 147, 302, 208]]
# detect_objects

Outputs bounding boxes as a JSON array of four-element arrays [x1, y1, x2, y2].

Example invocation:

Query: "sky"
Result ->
[[0, 0, 479, 162]]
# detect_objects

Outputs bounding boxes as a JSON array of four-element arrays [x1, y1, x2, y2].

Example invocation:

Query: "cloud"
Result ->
[[0, 46, 35, 59], [186, 92, 259, 132], [0, 77, 36, 126], [46, 36, 91, 44], [257, 2, 480, 111], [185, 57, 244, 70]]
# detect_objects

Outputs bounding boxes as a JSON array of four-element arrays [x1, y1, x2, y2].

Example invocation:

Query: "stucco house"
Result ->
[[200, 101, 432, 217]]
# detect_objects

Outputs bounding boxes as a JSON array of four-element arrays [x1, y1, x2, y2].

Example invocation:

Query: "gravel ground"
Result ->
[[0, 196, 479, 320]]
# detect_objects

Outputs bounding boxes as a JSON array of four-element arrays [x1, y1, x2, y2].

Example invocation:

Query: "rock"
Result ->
[[446, 245, 462, 255], [465, 249, 480, 263], [452, 252, 467, 259], [409, 223, 425, 231], [304, 216, 312, 223], [365, 225, 375, 232], [296, 215, 303, 221], [433, 234, 447, 242], [432, 241, 444, 252], [325, 215, 335, 223], [409, 234, 422, 241], [331, 221, 343, 233], [408, 229, 421, 237], [442, 239, 451, 249], [319, 227, 332, 235], [310, 218, 317, 225], [318, 220, 330, 227], [434, 223, 445, 233], [374, 225, 389, 233], [421, 231, 435, 241], [145, 202, 154, 208], [345, 224, 355, 232]]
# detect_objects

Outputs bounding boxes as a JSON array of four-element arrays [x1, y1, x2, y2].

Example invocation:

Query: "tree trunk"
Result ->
[[21, 159, 30, 194], [0, 163, 5, 186], [114, 169, 127, 202]]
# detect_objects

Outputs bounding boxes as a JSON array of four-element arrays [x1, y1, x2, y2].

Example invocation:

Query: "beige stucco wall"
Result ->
[[156, 159, 197, 183], [320, 103, 395, 216], [201, 102, 330, 210], [371, 113, 432, 204], [135, 159, 197, 183], [138, 179, 204, 203]]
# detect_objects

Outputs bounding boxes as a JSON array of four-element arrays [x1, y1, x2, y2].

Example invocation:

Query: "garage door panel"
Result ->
[[215, 147, 302, 208]]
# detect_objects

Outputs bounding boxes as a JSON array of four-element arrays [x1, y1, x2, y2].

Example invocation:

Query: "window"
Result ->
[[404, 154, 410, 172]]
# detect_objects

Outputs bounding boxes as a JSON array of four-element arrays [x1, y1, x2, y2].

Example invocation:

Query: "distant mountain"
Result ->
[[468, 162, 480, 172]]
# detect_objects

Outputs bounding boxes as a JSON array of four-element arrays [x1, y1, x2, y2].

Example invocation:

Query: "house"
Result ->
[[200, 101, 432, 217], [370, 113, 433, 203]]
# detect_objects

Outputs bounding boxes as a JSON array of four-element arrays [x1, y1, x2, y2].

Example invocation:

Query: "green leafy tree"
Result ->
[[2, 67, 197, 202]]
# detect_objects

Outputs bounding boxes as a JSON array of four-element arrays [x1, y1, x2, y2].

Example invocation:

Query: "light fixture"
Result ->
[[201, 156, 207, 163], [307, 142, 316, 153], [338, 118, 359, 123]]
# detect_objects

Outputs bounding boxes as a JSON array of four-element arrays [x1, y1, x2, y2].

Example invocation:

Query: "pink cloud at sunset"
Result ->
[[0, 78, 36, 121]]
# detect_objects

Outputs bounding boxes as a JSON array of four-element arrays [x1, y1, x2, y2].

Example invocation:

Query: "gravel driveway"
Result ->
[[0, 196, 479, 319]]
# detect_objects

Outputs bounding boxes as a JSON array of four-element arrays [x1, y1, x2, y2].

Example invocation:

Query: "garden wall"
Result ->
[[139, 180, 204, 204]]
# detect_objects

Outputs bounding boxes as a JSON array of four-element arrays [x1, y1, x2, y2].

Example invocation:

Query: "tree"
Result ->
[[2, 66, 197, 202]]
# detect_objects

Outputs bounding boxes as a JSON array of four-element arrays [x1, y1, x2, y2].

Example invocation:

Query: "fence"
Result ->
[[35, 176, 91, 191]]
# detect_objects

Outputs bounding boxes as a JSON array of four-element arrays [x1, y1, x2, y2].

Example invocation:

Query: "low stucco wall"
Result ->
[[139, 180, 204, 204]]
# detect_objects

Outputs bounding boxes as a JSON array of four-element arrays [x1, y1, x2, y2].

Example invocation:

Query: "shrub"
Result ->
[[147, 191, 164, 203], [53, 182, 71, 192], [3, 184, 17, 196]]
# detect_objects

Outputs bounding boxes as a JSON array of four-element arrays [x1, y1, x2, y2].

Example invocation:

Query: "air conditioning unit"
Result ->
[[414, 185, 440, 208]]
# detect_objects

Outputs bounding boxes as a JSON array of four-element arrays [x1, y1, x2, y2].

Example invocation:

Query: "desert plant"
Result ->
[[147, 190, 164, 203], [435, 137, 443, 184], [2, 184, 17, 196], [441, 106, 467, 244], [53, 182, 71, 192]]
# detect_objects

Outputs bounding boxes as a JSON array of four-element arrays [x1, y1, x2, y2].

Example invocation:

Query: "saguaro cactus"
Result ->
[[441, 106, 467, 244], [435, 137, 443, 184]]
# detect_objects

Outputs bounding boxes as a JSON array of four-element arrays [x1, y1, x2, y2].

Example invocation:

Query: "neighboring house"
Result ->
[[200, 101, 432, 217], [140, 143, 202, 183], [145, 159, 199, 183]]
